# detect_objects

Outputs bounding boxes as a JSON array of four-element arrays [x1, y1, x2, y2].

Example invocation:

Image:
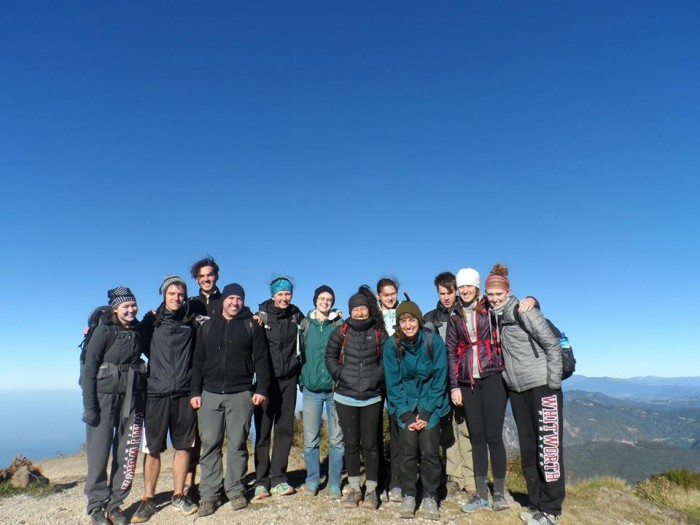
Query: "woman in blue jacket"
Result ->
[[384, 301, 449, 521]]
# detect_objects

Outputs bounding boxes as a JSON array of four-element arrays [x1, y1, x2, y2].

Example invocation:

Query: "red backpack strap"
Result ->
[[339, 323, 349, 363]]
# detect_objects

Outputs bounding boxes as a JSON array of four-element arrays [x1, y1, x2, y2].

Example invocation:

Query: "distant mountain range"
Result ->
[[502, 375, 700, 483]]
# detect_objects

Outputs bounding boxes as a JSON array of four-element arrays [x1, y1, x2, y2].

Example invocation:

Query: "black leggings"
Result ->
[[460, 373, 508, 481], [335, 401, 382, 483]]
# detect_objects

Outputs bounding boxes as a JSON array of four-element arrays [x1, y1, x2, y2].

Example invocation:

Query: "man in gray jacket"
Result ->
[[131, 276, 199, 523]]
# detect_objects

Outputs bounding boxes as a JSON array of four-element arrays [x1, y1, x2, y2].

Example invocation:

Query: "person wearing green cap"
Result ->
[[383, 300, 450, 521]]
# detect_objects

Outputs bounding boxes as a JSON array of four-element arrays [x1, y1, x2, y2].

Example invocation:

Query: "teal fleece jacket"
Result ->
[[383, 330, 450, 430], [299, 309, 343, 392]]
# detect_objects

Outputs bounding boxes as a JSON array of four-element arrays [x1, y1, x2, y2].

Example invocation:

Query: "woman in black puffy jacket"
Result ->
[[325, 289, 387, 510]]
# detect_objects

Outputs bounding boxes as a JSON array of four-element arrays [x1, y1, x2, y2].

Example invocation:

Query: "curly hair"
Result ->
[[357, 284, 386, 333], [190, 256, 219, 280]]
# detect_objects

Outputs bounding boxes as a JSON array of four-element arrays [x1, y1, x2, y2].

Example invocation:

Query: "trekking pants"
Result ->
[[84, 391, 145, 514]]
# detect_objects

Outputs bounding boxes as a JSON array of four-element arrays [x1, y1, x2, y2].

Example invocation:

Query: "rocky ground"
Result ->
[[0, 449, 691, 525]]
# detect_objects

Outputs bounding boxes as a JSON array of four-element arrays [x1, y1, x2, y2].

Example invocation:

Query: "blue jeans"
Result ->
[[302, 388, 344, 489]]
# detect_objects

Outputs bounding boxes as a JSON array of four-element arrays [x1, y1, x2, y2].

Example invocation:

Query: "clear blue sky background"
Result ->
[[1, 1, 698, 390]]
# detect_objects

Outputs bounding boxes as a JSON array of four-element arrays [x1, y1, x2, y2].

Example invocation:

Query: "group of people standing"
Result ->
[[80, 257, 566, 525]]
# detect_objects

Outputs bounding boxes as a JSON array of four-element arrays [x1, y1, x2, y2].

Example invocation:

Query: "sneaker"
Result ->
[[461, 495, 489, 513], [88, 508, 110, 525], [341, 488, 361, 508], [304, 483, 319, 496], [171, 494, 198, 516], [399, 495, 416, 519], [130, 499, 157, 523], [270, 481, 296, 496], [362, 490, 379, 510], [388, 486, 402, 503], [492, 493, 510, 511], [328, 487, 342, 500], [107, 508, 128, 525], [185, 484, 200, 504], [422, 497, 440, 521], [527, 511, 560, 525], [230, 495, 247, 511], [519, 506, 538, 522], [197, 500, 219, 517], [252, 485, 271, 500], [270, 482, 296, 496]]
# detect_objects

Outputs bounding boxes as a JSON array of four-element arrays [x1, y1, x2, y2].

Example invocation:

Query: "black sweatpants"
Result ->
[[399, 425, 441, 499], [460, 373, 508, 485], [254, 375, 298, 488], [335, 401, 382, 483], [510, 385, 565, 516]]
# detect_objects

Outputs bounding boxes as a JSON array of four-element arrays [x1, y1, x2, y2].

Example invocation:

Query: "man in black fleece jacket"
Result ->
[[189, 283, 270, 516]]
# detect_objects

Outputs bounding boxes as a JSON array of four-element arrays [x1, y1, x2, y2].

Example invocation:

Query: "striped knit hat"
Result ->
[[108, 286, 136, 309]]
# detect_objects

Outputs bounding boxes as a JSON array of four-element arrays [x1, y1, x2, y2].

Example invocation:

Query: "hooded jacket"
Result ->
[[190, 306, 271, 397], [81, 313, 146, 414], [492, 296, 563, 392], [299, 309, 343, 393], [144, 305, 196, 396], [257, 299, 304, 379], [383, 330, 450, 430], [445, 299, 504, 389], [325, 317, 386, 400]]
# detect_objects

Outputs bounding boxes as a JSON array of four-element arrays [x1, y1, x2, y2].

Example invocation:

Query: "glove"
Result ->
[[82, 409, 100, 426]]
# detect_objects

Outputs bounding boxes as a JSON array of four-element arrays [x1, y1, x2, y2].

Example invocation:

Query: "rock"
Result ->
[[10, 465, 49, 488]]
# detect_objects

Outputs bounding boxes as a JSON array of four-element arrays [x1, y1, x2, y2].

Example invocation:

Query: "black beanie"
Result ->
[[348, 293, 371, 312], [221, 283, 245, 301], [313, 285, 335, 307]]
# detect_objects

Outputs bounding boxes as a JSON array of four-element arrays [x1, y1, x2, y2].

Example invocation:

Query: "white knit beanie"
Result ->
[[456, 268, 480, 289]]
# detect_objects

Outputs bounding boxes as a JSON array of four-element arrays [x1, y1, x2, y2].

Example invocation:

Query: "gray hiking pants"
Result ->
[[84, 391, 145, 514], [198, 390, 253, 501]]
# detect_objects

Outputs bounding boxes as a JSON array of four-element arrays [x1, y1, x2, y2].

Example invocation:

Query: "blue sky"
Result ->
[[1, 1, 698, 390]]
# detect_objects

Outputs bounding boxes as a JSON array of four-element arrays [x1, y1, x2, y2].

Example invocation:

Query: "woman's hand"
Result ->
[[451, 388, 463, 406]]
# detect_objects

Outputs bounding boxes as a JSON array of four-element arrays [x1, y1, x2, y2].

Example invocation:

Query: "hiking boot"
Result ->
[[527, 511, 560, 525], [461, 495, 489, 513], [341, 488, 361, 508], [399, 495, 416, 519], [88, 508, 110, 525], [107, 507, 128, 525], [362, 490, 379, 510], [270, 482, 295, 496], [229, 495, 247, 511], [388, 486, 402, 503], [171, 494, 198, 515], [519, 506, 538, 522], [445, 480, 462, 496], [422, 497, 440, 521], [197, 500, 219, 517], [328, 486, 342, 500], [130, 499, 156, 523], [304, 483, 319, 496], [492, 492, 510, 511], [252, 485, 271, 500]]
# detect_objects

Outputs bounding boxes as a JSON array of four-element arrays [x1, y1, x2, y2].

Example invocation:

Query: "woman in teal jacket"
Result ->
[[384, 301, 449, 521]]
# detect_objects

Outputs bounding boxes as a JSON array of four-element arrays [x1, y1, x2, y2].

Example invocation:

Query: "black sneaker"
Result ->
[[107, 507, 128, 525], [197, 500, 219, 517], [88, 508, 110, 525], [172, 494, 198, 516], [130, 499, 156, 523]]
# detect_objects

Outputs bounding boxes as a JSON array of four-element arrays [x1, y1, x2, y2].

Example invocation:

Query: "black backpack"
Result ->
[[78, 305, 117, 386], [513, 307, 576, 380]]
